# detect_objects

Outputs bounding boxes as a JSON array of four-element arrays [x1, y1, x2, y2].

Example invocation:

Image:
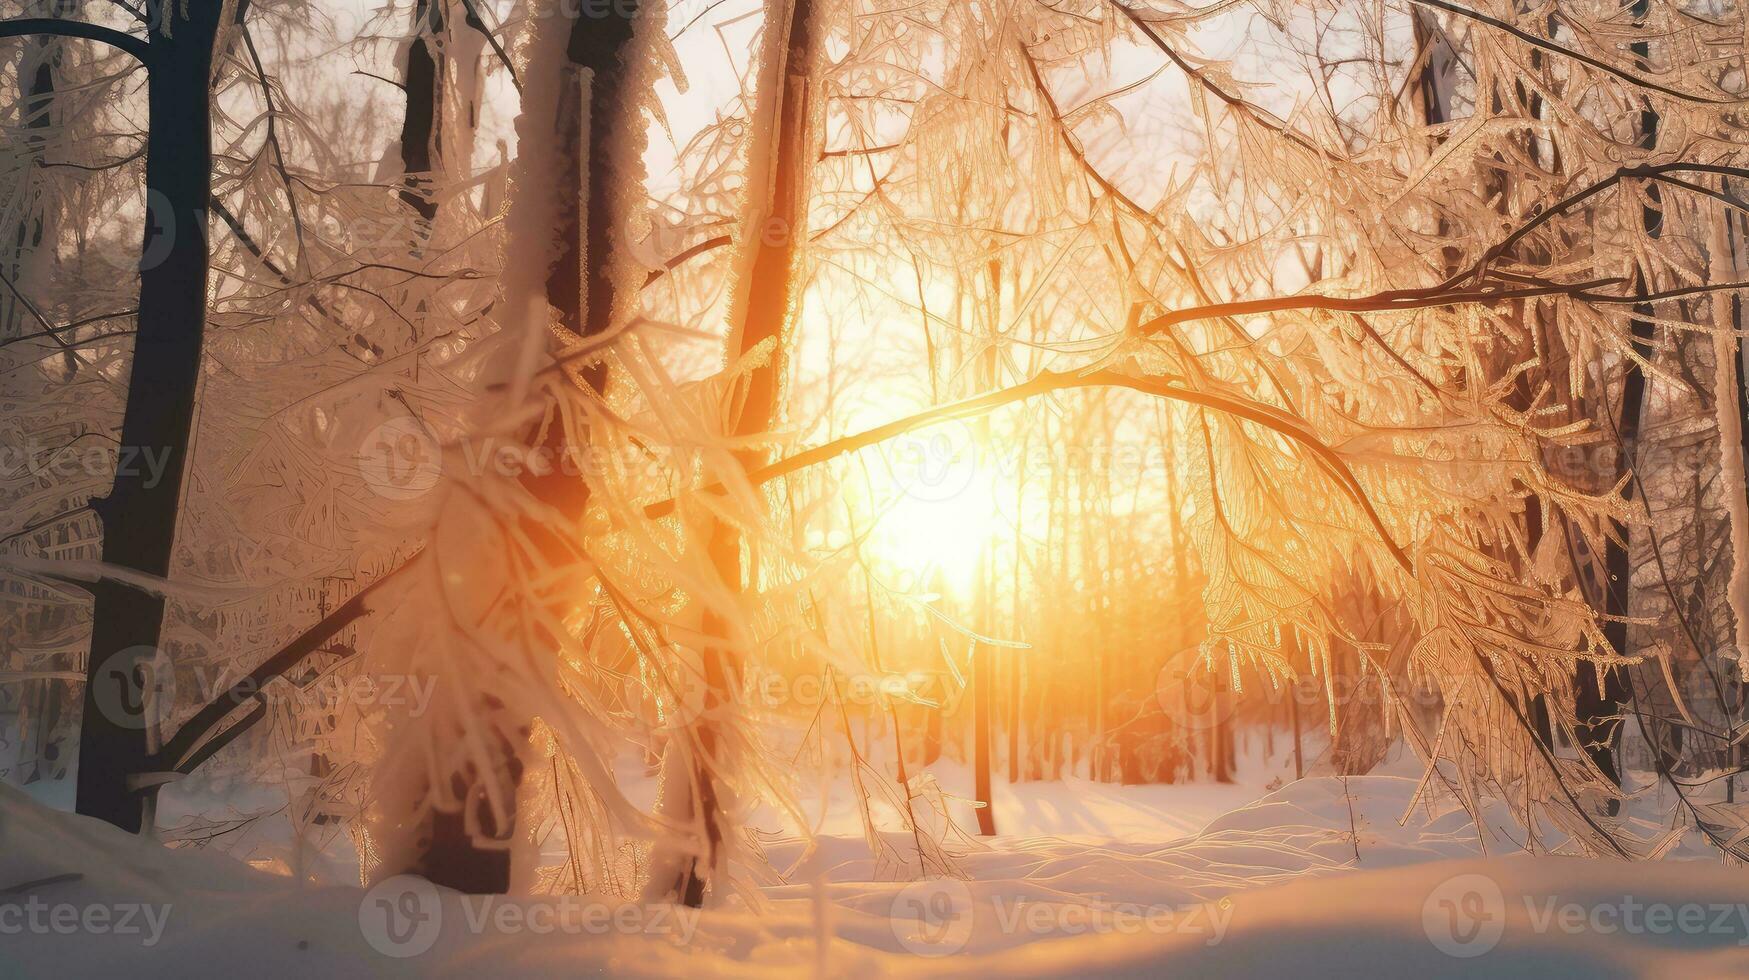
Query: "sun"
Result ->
[[860, 418, 1000, 597]]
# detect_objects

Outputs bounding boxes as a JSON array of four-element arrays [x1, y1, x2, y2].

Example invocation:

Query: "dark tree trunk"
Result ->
[[307, 0, 452, 843], [1578, 13, 1659, 808], [397, 0, 445, 229], [76, 1, 224, 833]]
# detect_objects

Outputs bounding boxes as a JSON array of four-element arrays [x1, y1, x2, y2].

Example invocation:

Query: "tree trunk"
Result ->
[[75, 1, 223, 834], [1578, 9, 1659, 807], [391, 0, 643, 894], [397, 0, 445, 230], [972, 639, 997, 832], [10, 1, 75, 788], [1718, 202, 1749, 801], [970, 258, 999, 834], [1210, 686, 1235, 783], [1289, 682, 1304, 780], [667, 0, 820, 906]]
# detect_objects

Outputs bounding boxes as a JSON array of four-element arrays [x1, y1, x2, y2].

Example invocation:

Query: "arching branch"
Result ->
[[158, 365, 1419, 777], [643, 368, 1414, 572], [0, 18, 149, 63]]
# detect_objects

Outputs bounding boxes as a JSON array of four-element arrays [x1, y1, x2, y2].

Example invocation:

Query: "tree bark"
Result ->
[[1578, 9, 1659, 807], [397, 0, 446, 229], [399, 0, 643, 894], [76, 1, 224, 833], [9, 1, 75, 787], [670, 0, 821, 906]]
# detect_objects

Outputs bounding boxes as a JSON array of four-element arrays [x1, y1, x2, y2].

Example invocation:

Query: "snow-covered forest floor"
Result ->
[[8, 748, 1749, 978]]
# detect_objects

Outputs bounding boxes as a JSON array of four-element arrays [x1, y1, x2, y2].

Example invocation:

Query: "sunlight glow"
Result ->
[[861, 418, 1000, 597]]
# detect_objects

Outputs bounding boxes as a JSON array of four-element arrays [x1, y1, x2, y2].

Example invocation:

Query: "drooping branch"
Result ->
[[121, 234, 1749, 780], [1122, 162, 1749, 340], [1452, 163, 1749, 288]]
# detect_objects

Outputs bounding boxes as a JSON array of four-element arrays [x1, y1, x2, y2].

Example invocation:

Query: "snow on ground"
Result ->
[[8, 760, 1749, 978], [96, 735, 1295, 888], [747, 755, 1283, 844]]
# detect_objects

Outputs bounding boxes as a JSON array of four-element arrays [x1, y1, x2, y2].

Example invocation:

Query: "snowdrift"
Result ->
[[6, 776, 1749, 978]]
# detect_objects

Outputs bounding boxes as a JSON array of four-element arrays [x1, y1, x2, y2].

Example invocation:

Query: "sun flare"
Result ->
[[821, 406, 1002, 598]]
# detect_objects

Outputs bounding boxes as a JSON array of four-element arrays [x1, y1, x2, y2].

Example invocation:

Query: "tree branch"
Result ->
[[1135, 276, 1625, 335], [1110, 0, 1326, 158], [642, 368, 1414, 572], [0, 18, 149, 63], [156, 363, 1422, 778], [154, 551, 423, 773], [1410, 0, 1728, 104], [456, 0, 520, 94]]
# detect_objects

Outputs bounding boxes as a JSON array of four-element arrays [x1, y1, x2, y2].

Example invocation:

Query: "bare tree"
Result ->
[[0, 1, 225, 833]]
